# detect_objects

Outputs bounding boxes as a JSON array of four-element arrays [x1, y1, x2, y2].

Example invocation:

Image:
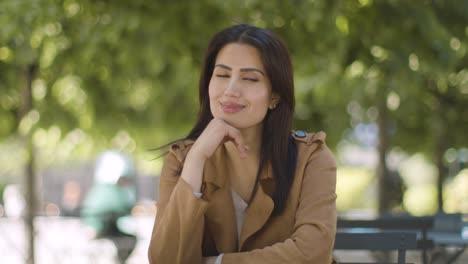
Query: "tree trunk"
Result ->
[[25, 132, 36, 264], [431, 85, 447, 213], [426, 79, 448, 213], [377, 89, 391, 215], [435, 136, 446, 213], [19, 63, 38, 264]]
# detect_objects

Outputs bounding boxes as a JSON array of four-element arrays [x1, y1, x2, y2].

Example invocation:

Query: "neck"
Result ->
[[224, 123, 264, 201], [224, 122, 263, 169], [239, 122, 263, 159]]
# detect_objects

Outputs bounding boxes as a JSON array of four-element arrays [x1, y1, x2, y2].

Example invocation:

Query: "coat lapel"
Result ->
[[202, 145, 275, 253], [239, 179, 274, 250], [203, 147, 238, 253], [204, 183, 238, 253]]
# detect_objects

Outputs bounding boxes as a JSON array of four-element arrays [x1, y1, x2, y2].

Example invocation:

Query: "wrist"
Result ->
[[187, 145, 209, 163], [180, 149, 206, 193]]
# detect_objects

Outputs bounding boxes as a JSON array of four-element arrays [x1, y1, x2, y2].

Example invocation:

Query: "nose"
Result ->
[[224, 78, 241, 97]]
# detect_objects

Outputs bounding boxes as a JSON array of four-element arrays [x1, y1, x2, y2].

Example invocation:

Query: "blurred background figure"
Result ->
[[80, 151, 137, 264], [61, 180, 82, 217], [3, 184, 25, 219]]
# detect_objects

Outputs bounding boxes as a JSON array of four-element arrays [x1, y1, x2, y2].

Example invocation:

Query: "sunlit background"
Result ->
[[0, 0, 467, 263]]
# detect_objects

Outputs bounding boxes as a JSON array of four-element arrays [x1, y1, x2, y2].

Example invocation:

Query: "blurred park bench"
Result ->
[[336, 213, 467, 264], [334, 231, 418, 264], [428, 213, 467, 264]]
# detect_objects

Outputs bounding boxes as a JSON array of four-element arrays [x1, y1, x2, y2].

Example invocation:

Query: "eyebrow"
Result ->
[[214, 64, 265, 76]]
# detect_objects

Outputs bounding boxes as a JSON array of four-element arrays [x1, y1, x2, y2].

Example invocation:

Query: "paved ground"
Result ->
[[0, 216, 466, 263], [0, 216, 153, 264]]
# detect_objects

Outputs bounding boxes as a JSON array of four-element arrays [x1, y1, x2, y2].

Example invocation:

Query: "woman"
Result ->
[[148, 24, 337, 264]]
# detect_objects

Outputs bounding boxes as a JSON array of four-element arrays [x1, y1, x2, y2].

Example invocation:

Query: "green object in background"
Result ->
[[81, 183, 136, 236], [81, 150, 137, 236]]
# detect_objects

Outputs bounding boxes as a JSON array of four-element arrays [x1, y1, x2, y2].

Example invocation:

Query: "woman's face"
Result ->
[[209, 43, 277, 130]]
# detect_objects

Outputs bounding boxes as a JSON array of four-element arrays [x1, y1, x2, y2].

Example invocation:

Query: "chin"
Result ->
[[227, 119, 263, 131], [212, 111, 264, 130]]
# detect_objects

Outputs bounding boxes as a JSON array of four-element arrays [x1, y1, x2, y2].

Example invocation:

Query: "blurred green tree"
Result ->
[[325, 0, 468, 213]]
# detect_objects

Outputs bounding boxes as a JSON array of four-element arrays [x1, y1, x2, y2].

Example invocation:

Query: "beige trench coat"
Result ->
[[148, 131, 337, 264]]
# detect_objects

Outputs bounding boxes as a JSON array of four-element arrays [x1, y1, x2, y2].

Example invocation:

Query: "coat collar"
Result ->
[[238, 181, 274, 250], [203, 178, 274, 253]]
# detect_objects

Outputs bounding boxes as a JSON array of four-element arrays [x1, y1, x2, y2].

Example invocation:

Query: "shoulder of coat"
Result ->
[[291, 130, 327, 145], [169, 139, 195, 162]]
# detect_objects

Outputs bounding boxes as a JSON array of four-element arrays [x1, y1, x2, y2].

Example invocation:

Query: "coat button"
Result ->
[[295, 130, 307, 138]]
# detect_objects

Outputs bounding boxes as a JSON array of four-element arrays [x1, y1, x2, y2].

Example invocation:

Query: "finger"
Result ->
[[240, 145, 249, 159], [223, 135, 248, 158], [225, 127, 248, 158]]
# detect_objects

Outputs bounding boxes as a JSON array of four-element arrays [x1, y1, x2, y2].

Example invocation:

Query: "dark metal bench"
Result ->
[[337, 216, 435, 264], [428, 213, 467, 264], [334, 231, 418, 264]]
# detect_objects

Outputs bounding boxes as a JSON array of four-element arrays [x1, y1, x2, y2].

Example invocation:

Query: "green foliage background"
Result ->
[[0, 0, 467, 212]]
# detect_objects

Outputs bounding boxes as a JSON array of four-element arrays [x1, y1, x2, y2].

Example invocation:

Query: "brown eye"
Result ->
[[216, 74, 230, 78]]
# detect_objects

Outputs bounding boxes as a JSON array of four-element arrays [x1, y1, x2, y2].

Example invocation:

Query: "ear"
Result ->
[[269, 93, 280, 109]]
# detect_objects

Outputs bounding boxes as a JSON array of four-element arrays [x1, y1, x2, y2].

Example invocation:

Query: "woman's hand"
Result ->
[[201, 256, 218, 264], [191, 118, 248, 161], [181, 118, 248, 193]]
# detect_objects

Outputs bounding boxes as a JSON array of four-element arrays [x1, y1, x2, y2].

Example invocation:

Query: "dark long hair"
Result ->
[[186, 24, 296, 216]]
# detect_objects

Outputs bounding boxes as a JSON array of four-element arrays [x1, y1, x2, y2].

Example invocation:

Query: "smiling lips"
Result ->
[[221, 102, 245, 113]]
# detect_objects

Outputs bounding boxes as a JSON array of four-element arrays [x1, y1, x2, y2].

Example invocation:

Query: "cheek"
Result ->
[[208, 79, 221, 99], [249, 89, 271, 105], [250, 82, 272, 103]]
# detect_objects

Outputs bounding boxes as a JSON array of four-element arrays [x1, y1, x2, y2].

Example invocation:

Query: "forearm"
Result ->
[[221, 219, 335, 264], [180, 150, 207, 193], [148, 149, 209, 264], [149, 178, 208, 263]]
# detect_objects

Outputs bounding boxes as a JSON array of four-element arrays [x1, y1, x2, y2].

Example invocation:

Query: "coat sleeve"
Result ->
[[148, 148, 209, 264], [221, 142, 337, 264]]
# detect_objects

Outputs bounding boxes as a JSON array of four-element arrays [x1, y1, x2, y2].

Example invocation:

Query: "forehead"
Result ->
[[215, 43, 264, 70]]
